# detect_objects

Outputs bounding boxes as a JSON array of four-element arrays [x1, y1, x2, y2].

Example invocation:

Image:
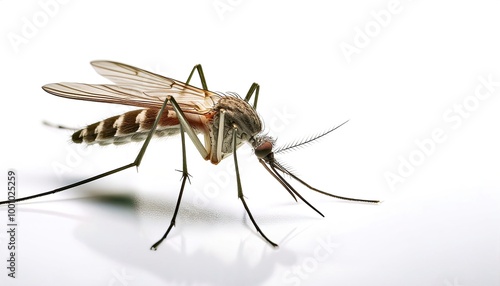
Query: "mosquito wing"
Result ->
[[42, 61, 221, 113], [91, 60, 181, 89]]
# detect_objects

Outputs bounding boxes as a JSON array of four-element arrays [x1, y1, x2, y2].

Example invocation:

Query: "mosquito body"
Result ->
[[0, 61, 379, 250]]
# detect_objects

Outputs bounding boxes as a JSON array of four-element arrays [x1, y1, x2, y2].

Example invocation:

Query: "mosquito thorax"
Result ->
[[212, 96, 262, 138], [205, 96, 264, 163]]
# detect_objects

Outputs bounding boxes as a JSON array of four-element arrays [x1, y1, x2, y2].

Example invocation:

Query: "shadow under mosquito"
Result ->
[[7, 189, 137, 221], [81, 185, 338, 224], [15, 186, 345, 284], [69, 193, 304, 285]]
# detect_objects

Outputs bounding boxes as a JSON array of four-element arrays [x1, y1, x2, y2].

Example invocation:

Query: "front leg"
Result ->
[[231, 126, 278, 247]]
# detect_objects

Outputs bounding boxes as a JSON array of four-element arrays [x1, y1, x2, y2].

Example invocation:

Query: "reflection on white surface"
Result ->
[[1, 171, 498, 285]]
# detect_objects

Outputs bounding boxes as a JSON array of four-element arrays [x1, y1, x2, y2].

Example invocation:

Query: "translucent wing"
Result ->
[[42, 61, 221, 113], [91, 60, 179, 89]]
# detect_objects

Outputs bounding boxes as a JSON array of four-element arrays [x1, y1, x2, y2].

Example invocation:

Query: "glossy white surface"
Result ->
[[1, 1, 499, 285]]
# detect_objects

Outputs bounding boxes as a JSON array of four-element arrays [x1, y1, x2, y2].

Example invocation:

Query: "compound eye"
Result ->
[[254, 141, 273, 159]]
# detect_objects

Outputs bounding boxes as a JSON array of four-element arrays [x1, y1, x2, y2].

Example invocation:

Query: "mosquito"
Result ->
[[0, 61, 379, 250]]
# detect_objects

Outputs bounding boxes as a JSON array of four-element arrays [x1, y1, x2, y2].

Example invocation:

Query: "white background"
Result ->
[[1, 1, 499, 285]]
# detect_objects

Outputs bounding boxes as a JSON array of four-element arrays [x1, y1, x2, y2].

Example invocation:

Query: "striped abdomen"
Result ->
[[72, 108, 207, 145]]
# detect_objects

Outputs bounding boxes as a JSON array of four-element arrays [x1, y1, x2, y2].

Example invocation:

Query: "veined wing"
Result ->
[[42, 61, 222, 113], [91, 60, 180, 89]]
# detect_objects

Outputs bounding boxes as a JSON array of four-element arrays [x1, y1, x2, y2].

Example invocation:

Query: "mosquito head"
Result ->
[[250, 135, 275, 160], [251, 121, 379, 211]]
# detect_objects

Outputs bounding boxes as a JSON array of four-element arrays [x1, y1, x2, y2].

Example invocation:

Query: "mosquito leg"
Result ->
[[150, 124, 190, 250], [0, 95, 172, 205], [232, 126, 278, 248], [167, 96, 209, 159], [243, 82, 260, 110], [186, 64, 260, 110], [185, 64, 208, 90], [42, 120, 78, 131]]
